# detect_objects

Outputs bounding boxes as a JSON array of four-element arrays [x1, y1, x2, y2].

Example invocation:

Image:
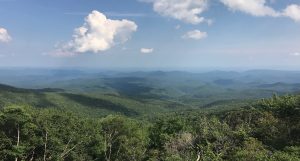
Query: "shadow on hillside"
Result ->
[[0, 84, 58, 108], [60, 93, 139, 116], [0, 84, 64, 93], [33, 93, 57, 108], [104, 77, 153, 96]]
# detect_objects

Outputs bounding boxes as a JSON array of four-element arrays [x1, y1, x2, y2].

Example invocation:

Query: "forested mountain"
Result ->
[[0, 70, 299, 160], [1, 69, 300, 107]]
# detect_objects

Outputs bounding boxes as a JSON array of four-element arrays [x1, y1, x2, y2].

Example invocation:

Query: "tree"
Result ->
[[231, 137, 270, 161], [0, 106, 38, 161], [33, 109, 99, 161], [257, 95, 300, 147], [192, 116, 236, 161], [99, 115, 148, 161]]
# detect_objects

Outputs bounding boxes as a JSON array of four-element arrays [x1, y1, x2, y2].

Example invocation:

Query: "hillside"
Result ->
[[0, 94, 299, 160], [0, 83, 181, 117], [1, 69, 300, 109]]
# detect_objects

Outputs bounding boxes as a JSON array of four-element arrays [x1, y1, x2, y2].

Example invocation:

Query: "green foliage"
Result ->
[[149, 115, 186, 149], [191, 117, 236, 160], [231, 137, 270, 161], [0, 92, 299, 160], [0, 106, 38, 161], [99, 115, 148, 161], [257, 95, 300, 147]]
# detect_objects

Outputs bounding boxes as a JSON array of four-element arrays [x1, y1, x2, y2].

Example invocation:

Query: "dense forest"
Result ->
[[0, 94, 299, 160], [0, 70, 299, 160]]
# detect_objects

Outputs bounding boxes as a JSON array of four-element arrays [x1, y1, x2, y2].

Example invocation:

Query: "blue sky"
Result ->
[[0, 0, 300, 70]]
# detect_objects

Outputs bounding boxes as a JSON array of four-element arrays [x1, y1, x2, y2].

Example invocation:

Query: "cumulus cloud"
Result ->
[[220, 0, 279, 17], [0, 27, 11, 43], [54, 10, 137, 56], [282, 4, 300, 22], [220, 0, 300, 22], [140, 48, 154, 53], [142, 0, 300, 25], [145, 0, 209, 24], [182, 30, 207, 40]]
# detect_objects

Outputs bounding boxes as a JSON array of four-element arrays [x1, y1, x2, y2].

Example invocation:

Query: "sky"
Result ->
[[0, 0, 300, 70]]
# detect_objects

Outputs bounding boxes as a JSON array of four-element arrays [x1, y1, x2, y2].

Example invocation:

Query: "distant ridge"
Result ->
[[0, 83, 64, 93]]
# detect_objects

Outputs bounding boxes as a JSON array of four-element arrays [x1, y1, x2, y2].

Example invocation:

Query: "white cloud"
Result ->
[[220, 0, 279, 17], [55, 10, 137, 56], [142, 0, 300, 25], [146, 0, 209, 24], [290, 52, 300, 56], [282, 4, 300, 22], [182, 30, 207, 40], [0, 27, 11, 43], [140, 48, 154, 53], [220, 1, 300, 22]]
